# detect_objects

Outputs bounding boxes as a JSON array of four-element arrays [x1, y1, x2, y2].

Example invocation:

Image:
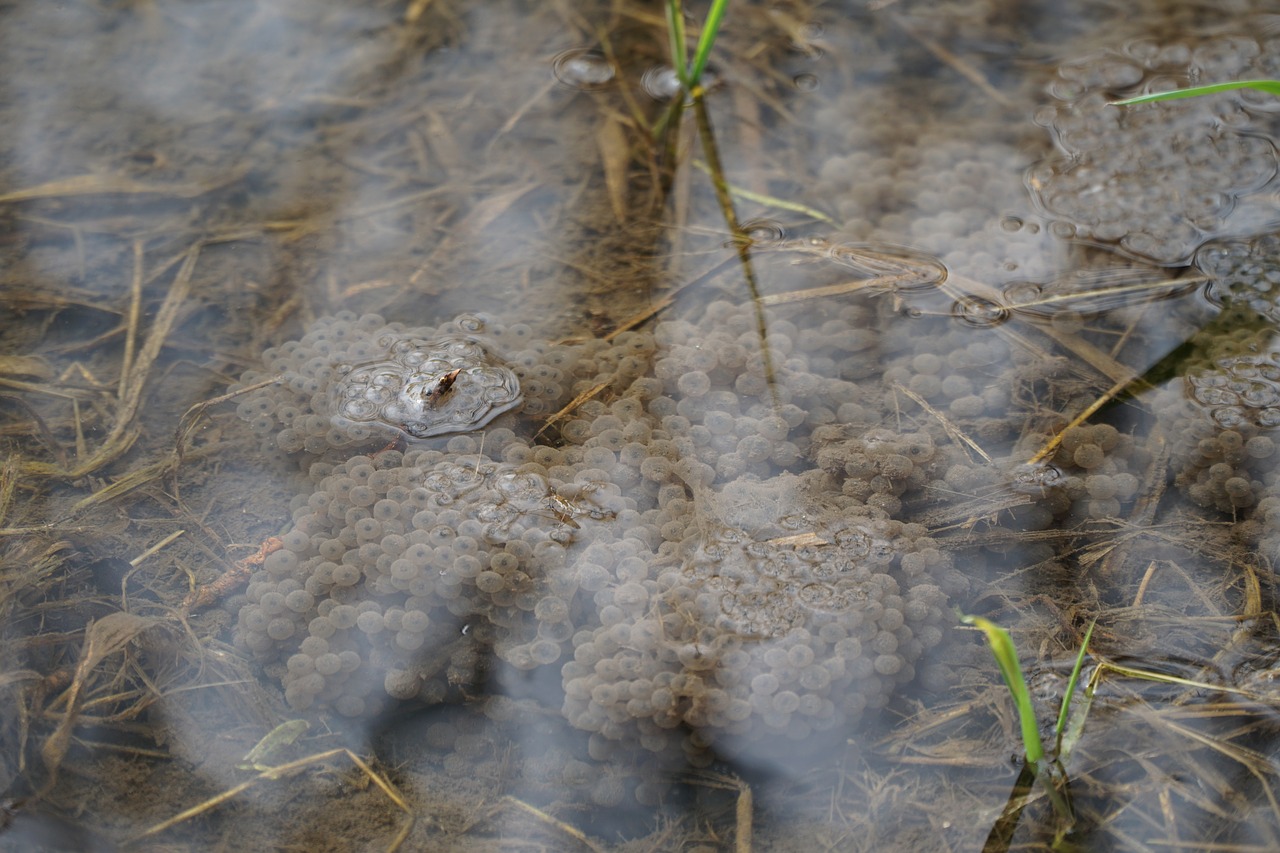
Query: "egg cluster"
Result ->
[[229, 305, 964, 766], [1028, 36, 1279, 264], [810, 426, 943, 518], [1144, 325, 1280, 513], [561, 498, 951, 765], [1176, 430, 1274, 513], [235, 438, 631, 714], [645, 300, 892, 481], [1035, 424, 1149, 521], [1197, 236, 1280, 326], [813, 129, 1058, 288], [230, 312, 586, 458]]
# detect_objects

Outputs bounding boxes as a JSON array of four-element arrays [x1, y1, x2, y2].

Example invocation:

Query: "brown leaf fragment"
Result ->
[[597, 114, 630, 223]]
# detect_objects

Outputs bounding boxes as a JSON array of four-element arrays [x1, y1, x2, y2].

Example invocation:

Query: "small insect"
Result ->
[[422, 368, 462, 407], [539, 488, 617, 529], [541, 493, 584, 529]]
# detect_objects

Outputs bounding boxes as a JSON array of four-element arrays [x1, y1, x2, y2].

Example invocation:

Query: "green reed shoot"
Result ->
[[1054, 618, 1096, 758], [665, 0, 730, 92], [1110, 79, 1280, 106], [961, 615, 1097, 773], [963, 615, 1095, 841], [963, 614, 1044, 765]]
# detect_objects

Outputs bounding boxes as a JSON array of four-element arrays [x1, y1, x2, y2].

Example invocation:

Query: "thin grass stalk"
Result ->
[[690, 94, 780, 409], [665, 0, 689, 87], [1053, 618, 1096, 755], [687, 0, 730, 90]]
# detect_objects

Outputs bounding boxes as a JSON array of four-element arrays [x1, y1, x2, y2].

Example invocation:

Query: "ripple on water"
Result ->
[[640, 65, 682, 100], [551, 47, 616, 89], [950, 295, 1009, 327]]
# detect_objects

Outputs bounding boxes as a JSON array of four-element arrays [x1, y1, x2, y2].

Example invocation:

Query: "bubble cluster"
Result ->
[[1186, 350, 1280, 432], [1028, 37, 1279, 264], [1138, 318, 1280, 514]]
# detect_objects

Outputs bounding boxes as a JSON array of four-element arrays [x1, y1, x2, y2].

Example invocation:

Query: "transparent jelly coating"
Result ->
[[331, 334, 522, 439], [1187, 350, 1280, 430]]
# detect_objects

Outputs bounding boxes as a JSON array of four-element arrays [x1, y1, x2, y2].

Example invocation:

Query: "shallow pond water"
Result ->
[[4, 1, 1280, 850]]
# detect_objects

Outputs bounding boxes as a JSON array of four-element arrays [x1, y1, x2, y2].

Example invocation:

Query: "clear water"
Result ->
[[3, 1, 1280, 850]]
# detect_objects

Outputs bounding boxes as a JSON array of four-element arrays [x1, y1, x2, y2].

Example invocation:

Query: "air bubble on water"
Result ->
[[951, 296, 1010, 328], [552, 48, 616, 89], [739, 219, 787, 245], [641, 66, 683, 101], [793, 73, 819, 91], [1002, 281, 1043, 310]]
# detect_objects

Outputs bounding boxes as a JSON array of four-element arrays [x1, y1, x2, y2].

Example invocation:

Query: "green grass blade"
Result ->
[[687, 0, 730, 89], [1053, 618, 1096, 753], [1110, 79, 1280, 106], [665, 0, 689, 87], [962, 614, 1044, 766]]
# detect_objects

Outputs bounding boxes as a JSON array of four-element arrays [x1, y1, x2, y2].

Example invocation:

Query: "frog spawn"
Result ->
[[561, 473, 951, 767], [230, 312, 527, 458], [332, 333, 522, 440], [1197, 235, 1280, 327], [233, 306, 960, 771], [1187, 350, 1280, 431], [1028, 36, 1280, 264], [237, 446, 626, 715]]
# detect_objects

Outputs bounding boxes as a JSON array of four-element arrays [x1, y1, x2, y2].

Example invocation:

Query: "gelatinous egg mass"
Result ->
[[1187, 350, 1280, 430], [332, 334, 522, 439]]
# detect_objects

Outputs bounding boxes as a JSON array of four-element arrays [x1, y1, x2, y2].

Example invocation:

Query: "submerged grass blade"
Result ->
[[1110, 79, 1280, 106], [961, 613, 1044, 766], [691, 159, 834, 223]]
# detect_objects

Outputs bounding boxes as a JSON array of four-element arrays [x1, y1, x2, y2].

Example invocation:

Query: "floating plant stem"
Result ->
[[664, 0, 730, 90], [691, 159, 835, 224], [657, 0, 779, 410], [689, 94, 780, 410], [1110, 79, 1280, 106]]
